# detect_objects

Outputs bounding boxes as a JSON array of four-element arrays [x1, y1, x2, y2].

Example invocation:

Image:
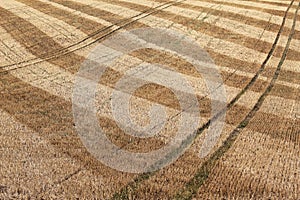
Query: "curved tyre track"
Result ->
[[111, 0, 298, 198], [176, 1, 300, 199], [0, 0, 183, 73], [0, 0, 299, 199]]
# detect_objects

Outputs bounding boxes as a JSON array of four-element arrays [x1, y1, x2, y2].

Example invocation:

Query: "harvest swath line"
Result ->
[[0, 0, 298, 198], [0, 0, 296, 136], [176, 0, 300, 40], [1, 0, 298, 118], [252, 0, 296, 7], [16, 0, 105, 35], [0, 4, 84, 72], [0, 0, 188, 159], [86, 2, 298, 77], [176, 1, 300, 199], [198, 0, 296, 19], [0, 0, 184, 74], [5, 0, 300, 79], [45, 0, 300, 97], [0, 0, 193, 196], [170, 0, 297, 41], [111, 0, 297, 198], [1, 0, 298, 103], [89, 0, 300, 59]]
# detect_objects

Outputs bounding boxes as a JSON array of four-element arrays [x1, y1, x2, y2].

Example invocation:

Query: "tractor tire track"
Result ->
[[0, 0, 184, 74], [111, 0, 296, 198], [175, 1, 300, 199]]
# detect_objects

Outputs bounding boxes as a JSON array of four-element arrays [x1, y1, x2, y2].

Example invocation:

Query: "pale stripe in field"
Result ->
[[0, 24, 297, 119], [214, 0, 297, 11], [0, 0, 299, 198], [0, 2, 297, 118], [38, 0, 115, 27], [196, 129, 300, 199], [0, 0, 92, 55], [117, 0, 300, 58], [74, 0, 300, 72], [184, 0, 299, 30], [0, 110, 81, 194], [256, 0, 293, 5], [159, 3, 300, 51]]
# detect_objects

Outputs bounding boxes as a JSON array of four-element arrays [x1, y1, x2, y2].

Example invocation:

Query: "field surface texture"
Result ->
[[0, 0, 299, 199]]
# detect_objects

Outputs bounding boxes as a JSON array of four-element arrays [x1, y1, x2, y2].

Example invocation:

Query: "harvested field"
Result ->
[[0, 0, 299, 199]]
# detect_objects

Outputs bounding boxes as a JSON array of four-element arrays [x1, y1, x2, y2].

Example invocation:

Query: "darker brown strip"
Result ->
[[247, 111, 300, 144], [0, 6, 84, 73], [208, 0, 295, 19], [50, 0, 146, 29], [16, 0, 106, 35], [98, 0, 300, 60], [0, 72, 109, 170], [130, 48, 299, 101], [156, 0, 300, 40]]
